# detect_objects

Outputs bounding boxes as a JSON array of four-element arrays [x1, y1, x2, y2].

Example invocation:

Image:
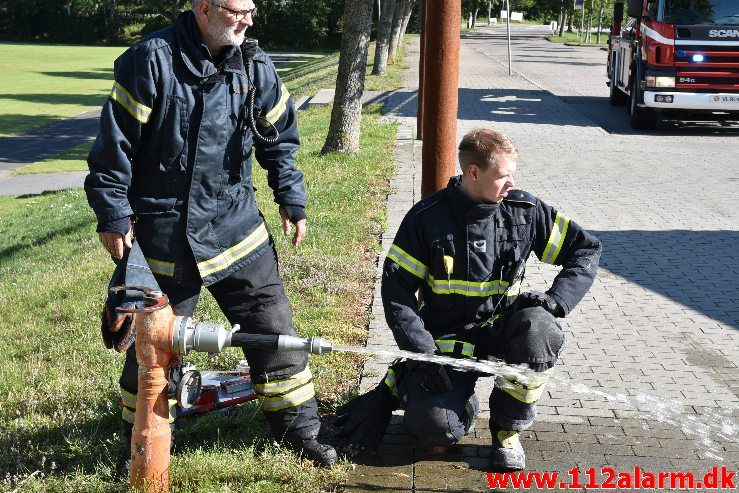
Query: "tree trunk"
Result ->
[[559, 7, 567, 36], [321, 0, 374, 154], [387, 0, 407, 64], [587, 0, 594, 43], [596, 0, 605, 44], [399, 0, 415, 46], [372, 0, 397, 75]]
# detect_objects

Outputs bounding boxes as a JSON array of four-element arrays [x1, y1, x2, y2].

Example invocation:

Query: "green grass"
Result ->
[[546, 31, 608, 46], [11, 141, 94, 176], [0, 99, 397, 491], [0, 43, 127, 138]]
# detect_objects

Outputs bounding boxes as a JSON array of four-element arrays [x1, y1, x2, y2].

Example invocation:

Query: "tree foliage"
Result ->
[[0, 0, 344, 47]]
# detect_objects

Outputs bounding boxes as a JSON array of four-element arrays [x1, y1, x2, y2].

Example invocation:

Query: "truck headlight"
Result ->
[[646, 76, 675, 88]]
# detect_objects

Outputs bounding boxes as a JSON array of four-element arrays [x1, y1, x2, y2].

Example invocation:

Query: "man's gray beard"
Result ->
[[206, 17, 245, 48]]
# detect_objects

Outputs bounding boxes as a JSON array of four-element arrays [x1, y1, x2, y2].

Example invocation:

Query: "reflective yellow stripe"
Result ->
[[120, 388, 137, 409], [197, 223, 269, 278], [254, 368, 312, 396], [387, 244, 428, 280], [435, 339, 475, 358], [383, 368, 398, 397], [146, 257, 174, 277], [110, 81, 152, 123], [542, 212, 570, 264], [257, 85, 290, 127], [495, 369, 552, 404], [427, 276, 521, 297], [497, 429, 520, 449], [260, 382, 315, 412], [122, 407, 135, 424]]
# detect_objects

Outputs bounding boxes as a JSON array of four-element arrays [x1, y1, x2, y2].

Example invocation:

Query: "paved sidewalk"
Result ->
[[344, 29, 739, 492]]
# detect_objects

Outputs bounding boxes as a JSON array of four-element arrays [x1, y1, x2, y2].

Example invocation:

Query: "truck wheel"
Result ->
[[609, 63, 628, 106], [628, 76, 657, 130]]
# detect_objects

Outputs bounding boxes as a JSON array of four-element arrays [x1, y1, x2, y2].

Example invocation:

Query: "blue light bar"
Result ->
[[692, 54, 705, 62], [676, 50, 686, 57]]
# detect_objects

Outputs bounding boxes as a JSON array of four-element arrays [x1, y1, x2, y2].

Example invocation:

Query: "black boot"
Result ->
[[285, 435, 338, 468], [488, 421, 526, 471]]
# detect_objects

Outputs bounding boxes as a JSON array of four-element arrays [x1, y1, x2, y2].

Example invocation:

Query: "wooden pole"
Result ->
[[420, 0, 460, 197]]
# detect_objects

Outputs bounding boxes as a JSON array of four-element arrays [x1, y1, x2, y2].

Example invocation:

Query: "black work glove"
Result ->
[[417, 362, 453, 394], [335, 384, 398, 449], [515, 291, 564, 317], [280, 204, 306, 224]]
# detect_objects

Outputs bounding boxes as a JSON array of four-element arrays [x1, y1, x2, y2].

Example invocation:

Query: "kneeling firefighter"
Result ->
[[336, 128, 602, 471], [86, 2, 336, 467]]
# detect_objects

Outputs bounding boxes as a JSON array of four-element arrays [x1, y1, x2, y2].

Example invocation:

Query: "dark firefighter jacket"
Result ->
[[380, 176, 602, 356], [85, 11, 304, 286]]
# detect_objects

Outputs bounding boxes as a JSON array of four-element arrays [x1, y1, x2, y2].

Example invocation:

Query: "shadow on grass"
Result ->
[[0, 93, 108, 107], [0, 398, 272, 481], [0, 114, 62, 137], [38, 69, 114, 81]]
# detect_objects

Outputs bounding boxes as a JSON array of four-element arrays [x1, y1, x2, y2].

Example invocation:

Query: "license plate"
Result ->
[[709, 95, 739, 104]]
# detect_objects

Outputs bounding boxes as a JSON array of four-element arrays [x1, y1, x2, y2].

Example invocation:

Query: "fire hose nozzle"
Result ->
[[172, 317, 333, 356], [277, 335, 333, 355]]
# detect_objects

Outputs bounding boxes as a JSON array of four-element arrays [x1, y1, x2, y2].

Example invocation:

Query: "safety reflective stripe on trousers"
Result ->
[[383, 368, 398, 397], [146, 257, 175, 277], [541, 212, 570, 264], [120, 389, 177, 423], [494, 369, 552, 404], [435, 339, 475, 358], [110, 81, 152, 123], [120, 387, 137, 409], [257, 84, 290, 127], [255, 368, 315, 412], [197, 222, 269, 278], [387, 244, 429, 280]]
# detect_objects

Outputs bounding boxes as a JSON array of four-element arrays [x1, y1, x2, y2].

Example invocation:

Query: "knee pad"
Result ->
[[503, 307, 565, 367], [404, 401, 462, 446]]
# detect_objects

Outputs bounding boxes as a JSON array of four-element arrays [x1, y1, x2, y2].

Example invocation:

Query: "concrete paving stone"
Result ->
[[343, 474, 413, 492], [535, 431, 599, 444], [632, 445, 699, 459]]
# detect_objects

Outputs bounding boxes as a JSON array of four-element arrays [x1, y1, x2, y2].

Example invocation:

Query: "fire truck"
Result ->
[[607, 0, 739, 129]]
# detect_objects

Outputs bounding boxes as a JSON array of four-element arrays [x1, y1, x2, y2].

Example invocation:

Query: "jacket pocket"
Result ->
[[496, 215, 531, 261], [159, 94, 188, 173], [132, 196, 177, 215]]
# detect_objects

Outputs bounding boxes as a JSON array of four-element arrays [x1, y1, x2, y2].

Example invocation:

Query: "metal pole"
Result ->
[[488, 1, 491, 25], [377, 0, 381, 22], [506, 0, 512, 75], [417, 0, 426, 140], [421, 0, 461, 197]]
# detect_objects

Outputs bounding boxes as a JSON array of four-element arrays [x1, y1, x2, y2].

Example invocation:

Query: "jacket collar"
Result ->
[[447, 175, 500, 220], [175, 11, 243, 79]]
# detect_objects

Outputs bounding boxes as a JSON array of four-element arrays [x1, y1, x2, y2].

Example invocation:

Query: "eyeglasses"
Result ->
[[207, 1, 257, 21]]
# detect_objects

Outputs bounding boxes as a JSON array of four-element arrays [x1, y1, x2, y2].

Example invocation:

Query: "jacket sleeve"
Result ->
[[253, 56, 306, 209], [381, 211, 439, 354], [85, 46, 160, 225], [532, 200, 602, 316]]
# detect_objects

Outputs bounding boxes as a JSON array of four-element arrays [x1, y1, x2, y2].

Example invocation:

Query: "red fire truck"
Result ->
[[607, 0, 739, 129]]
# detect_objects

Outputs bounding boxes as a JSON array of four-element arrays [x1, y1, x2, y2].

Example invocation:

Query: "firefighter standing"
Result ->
[[337, 128, 602, 470], [85, 0, 336, 466]]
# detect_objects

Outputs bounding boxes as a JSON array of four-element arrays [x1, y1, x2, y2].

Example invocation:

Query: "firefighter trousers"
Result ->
[[398, 306, 565, 445], [117, 243, 321, 440]]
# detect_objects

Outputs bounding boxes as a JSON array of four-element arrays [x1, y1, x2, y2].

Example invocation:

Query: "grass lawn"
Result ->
[[0, 44, 127, 138], [0, 100, 397, 491], [546, 31, 609, 47], [6, 40, 408, 177], [1, 31, 413, 493]]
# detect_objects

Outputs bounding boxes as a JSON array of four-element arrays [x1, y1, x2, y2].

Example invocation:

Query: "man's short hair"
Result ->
[[458, 128, 518, 170]]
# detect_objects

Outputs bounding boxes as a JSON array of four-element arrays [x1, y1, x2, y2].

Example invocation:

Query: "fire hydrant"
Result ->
[[123, 286, 333, 492]]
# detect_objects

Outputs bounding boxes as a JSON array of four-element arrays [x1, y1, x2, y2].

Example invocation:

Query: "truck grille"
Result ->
[[675, 46, 739, 90]]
